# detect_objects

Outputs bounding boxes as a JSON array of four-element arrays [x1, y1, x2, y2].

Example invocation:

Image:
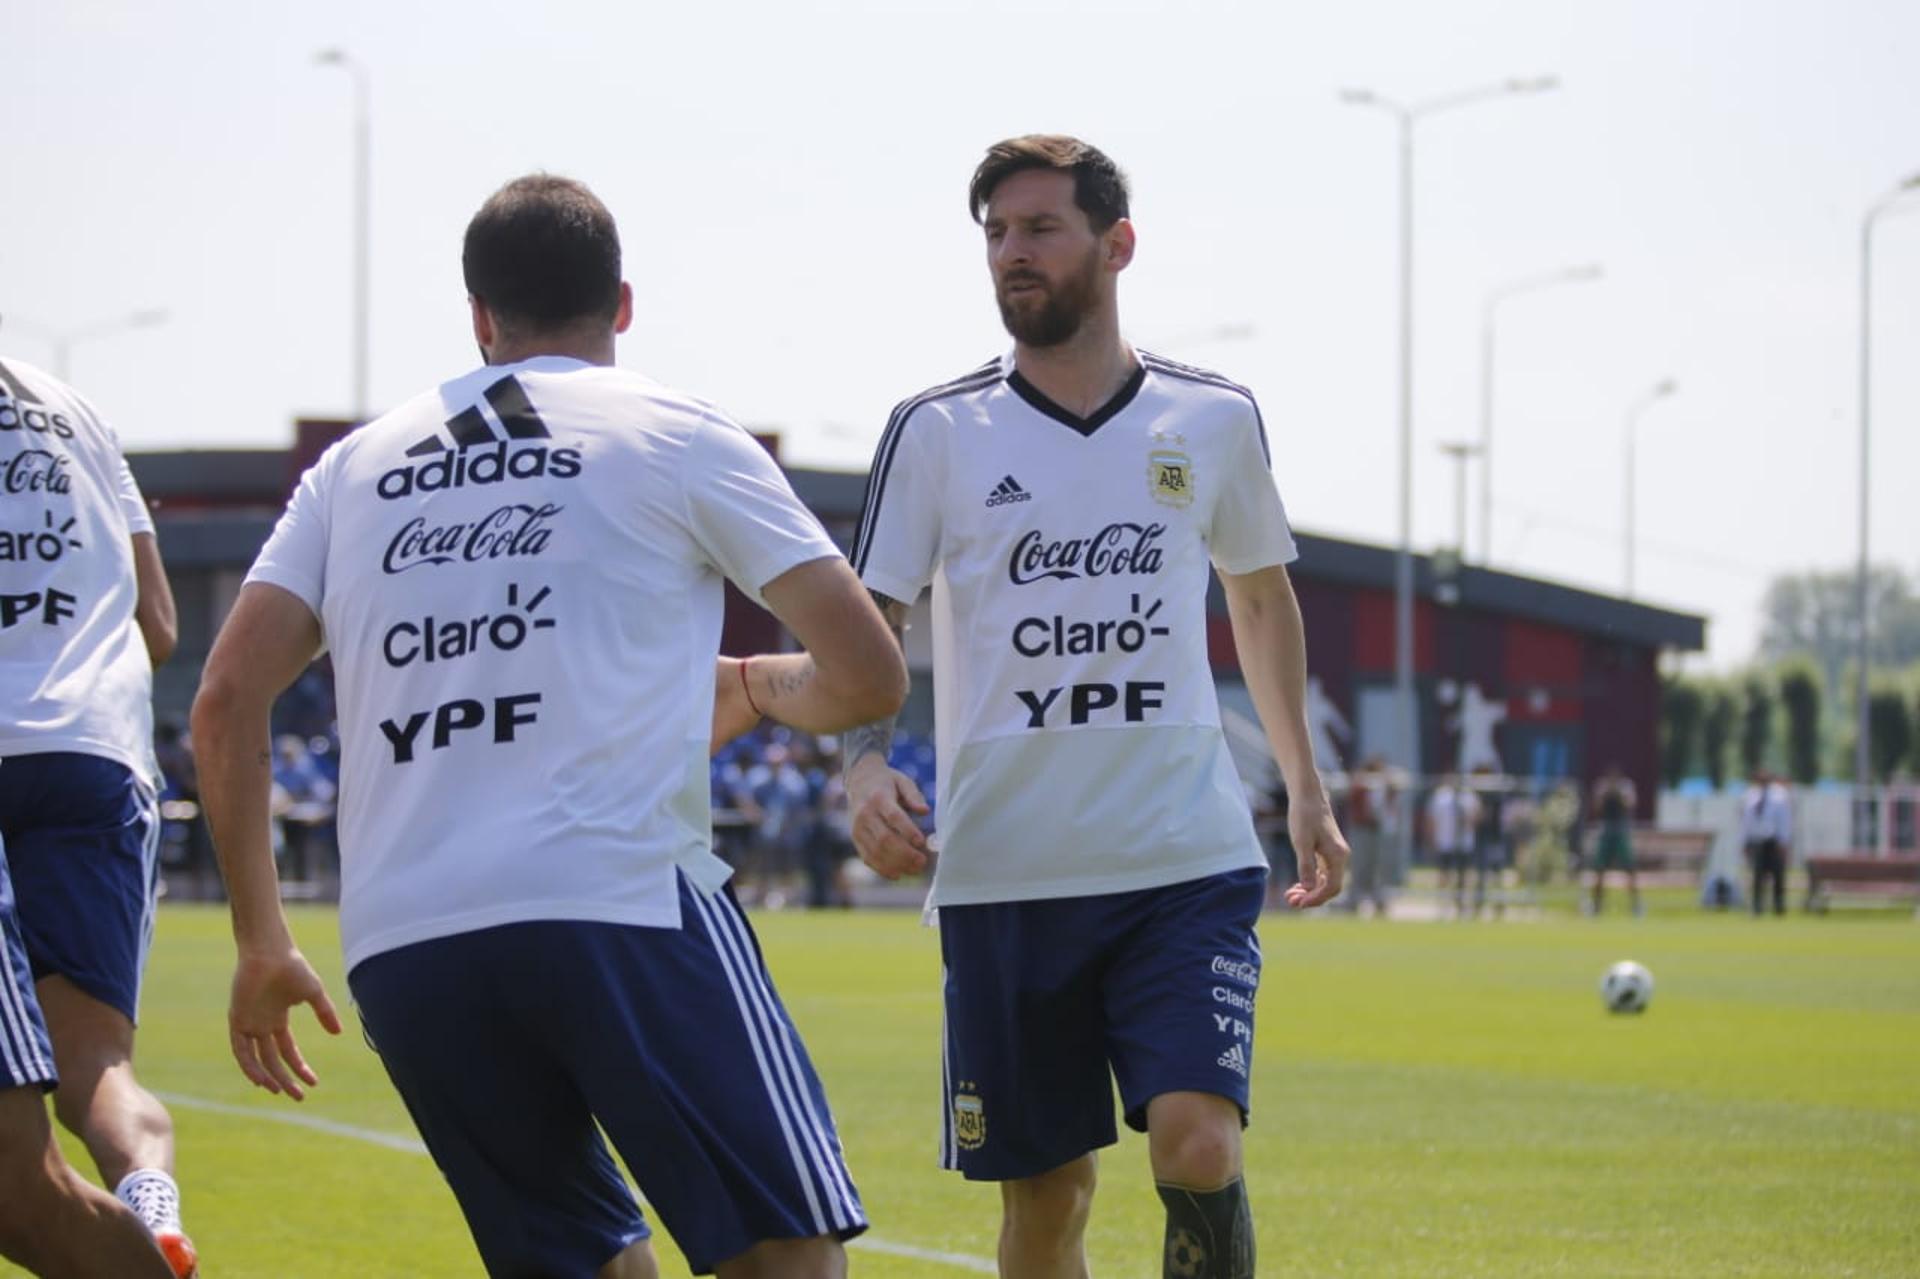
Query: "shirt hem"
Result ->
[[928, 850, 1268, 908], [0, 738, 155, 786], [342, 899, 685, 974]]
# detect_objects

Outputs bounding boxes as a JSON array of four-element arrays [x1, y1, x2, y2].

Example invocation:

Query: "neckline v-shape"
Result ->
[[1004, 364, 1147, 438]]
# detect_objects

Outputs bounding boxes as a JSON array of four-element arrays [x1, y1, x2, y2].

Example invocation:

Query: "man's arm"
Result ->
[[190, 582, 342, 1100], [130, 532, 176, 667], [739, 557, 907, 733], [1218, 563, 1349, 908], [828, 590, 932, 879]]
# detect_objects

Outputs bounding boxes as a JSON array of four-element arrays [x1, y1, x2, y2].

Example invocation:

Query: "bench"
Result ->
[[1804, 854, 1920, 912], [1621, 828, 1714, 884]]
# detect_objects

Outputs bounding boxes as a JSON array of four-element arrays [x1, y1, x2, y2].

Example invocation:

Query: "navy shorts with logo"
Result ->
[[0, 752, 159, 1025], [349, 875, 867, 1278], [938, 866, 1266, 1181], [0, 834, 58, 1092]]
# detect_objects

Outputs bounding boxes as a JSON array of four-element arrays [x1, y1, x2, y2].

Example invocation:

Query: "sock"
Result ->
[[1157, 1177, 1254, 1279], [115, 1168, 183, 1235]]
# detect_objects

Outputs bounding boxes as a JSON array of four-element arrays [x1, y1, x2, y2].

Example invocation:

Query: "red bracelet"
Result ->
[[739, 658, 765, 718]]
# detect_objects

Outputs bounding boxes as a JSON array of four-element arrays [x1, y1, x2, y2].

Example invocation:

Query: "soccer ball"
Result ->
[[1600, 960, 1654, 1014]]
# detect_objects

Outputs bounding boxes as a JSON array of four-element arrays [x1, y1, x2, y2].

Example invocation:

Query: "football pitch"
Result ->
[[11, 901, 1919, 1278]]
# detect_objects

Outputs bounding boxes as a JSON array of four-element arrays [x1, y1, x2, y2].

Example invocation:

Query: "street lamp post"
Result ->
[[1479, 264, 1603, 563], [1623, 378, 1677, 599], [1439, 440, 1482, 558], [1855, 174, 1920, 799], [1339, 75, 1558, 852], [0, 310, 169, 382], [316, 48, 371, 422]]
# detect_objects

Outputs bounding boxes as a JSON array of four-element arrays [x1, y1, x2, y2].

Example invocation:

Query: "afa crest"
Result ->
[[952, 1091, 986, 1151], [1148, 448, 1194, 508]]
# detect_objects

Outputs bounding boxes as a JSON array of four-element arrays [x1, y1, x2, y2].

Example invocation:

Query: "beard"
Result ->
[[995, 244, 1101, 347]]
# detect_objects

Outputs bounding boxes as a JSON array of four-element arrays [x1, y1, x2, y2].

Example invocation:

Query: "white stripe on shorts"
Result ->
[[0, 910, 53, 1084], [706, 890, 865, 1230], [685, 888, 831, 1236]]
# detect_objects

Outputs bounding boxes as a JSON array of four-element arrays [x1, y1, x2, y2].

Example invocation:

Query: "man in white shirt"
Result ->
[[841, 136, 1348, 1279], [1741, 768, 1792, 916], [192, 175, 905, 1279], [0, 356, 190, 1277]]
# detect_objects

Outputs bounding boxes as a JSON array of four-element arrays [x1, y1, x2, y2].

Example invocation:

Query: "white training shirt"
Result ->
[[0, 358, 156, 782], [246, 357, 839, 971], [853, 351, 1298, 906]]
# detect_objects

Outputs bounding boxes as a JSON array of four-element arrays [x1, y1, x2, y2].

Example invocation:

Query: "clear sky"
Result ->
[[6, 0, 1918, 669]]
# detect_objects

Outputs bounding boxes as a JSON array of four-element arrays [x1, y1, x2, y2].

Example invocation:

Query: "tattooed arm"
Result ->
[[838, 591, 930, 879], [718, 558, 906, 737], [839, 591, 909, 768]]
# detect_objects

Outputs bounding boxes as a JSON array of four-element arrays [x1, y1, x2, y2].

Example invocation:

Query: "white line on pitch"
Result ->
[[157, 1091, 997, 1273]]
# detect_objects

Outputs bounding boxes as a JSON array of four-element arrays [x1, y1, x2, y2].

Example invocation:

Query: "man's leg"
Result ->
[[0, 1082, 174, 1277], [38, 975, 173, 1188], [1001, 1154, 1097, 1279], [1147, 1093, 1253, 1279], [715, 1235, 847, 1279], [598, 1238, 660, 1278], [1748, 844, 1765, 916]]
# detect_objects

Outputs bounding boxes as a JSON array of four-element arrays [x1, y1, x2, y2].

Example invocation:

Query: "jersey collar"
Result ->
[[1005, 363, 1146, 438]]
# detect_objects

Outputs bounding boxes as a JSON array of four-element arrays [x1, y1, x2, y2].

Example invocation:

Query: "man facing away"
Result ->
[[840, 136, 1349, 1279], [192, 174, 905, 1279], [0, 356, 189, 1277]]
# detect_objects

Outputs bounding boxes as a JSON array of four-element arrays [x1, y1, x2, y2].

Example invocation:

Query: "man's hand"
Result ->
[[228, 946, 342, 1102], [846, 752, 931, 880], [1284, 793, 1350, 910]]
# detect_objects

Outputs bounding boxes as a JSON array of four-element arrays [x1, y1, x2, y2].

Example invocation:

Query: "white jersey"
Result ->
[[0, 358, 156, 781], [246, 357, 838, 971], [854, 351, 1297, 906]]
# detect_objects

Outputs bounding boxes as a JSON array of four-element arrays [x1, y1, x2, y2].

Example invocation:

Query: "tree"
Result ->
[[1660, 678, 1704, 787], [1701, 682, 1736, 789], [1869, 688, 1913, 782], [1777, 661, 1823, 784], [1739, 673, 1774, 778], [1756, 565, 1920, 674]]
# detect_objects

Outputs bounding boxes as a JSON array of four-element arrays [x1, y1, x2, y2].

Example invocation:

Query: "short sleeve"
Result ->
[[849, 405, 942, 606], [244, 447, 337, 621], [1207, 402, 1297, 575], [682, 413, 841, 603], [113, 453, 154, 537]]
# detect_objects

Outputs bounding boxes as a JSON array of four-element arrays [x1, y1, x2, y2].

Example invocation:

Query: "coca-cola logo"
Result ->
[[3, 450, 71, 496], [1008, 522, 1166, 585], [382, 503, 562, 574]]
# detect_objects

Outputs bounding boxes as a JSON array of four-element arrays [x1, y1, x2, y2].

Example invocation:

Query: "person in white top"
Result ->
[[841, 136, 1348, 1279], [1424, 775, 1483, 917], [0, 358, 183, 1276], [1741, 768, 1792, 916], [191, 175, 904, 1279]]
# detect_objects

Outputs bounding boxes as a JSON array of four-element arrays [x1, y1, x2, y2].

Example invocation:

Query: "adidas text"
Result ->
[[377, 443, 582, 501]]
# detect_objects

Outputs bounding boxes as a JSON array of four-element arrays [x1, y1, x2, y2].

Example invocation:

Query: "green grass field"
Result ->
[[10, 901, 1920, 1277]]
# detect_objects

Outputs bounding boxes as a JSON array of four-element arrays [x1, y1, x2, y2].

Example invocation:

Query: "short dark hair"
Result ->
[[462, 174, 622, 331], [969, 135, 1130, 231]]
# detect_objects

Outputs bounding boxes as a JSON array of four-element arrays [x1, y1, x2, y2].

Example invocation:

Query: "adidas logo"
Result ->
[[377, 376, 583, 501], [1216, 1042, 1248, 1078], [984, 474, 1032, 508]]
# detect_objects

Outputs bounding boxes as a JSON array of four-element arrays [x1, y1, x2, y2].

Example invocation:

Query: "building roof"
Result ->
[[130, 448, 1706, 652]]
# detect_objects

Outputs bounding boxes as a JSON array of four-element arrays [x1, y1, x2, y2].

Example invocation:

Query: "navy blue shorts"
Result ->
[[0, 836, 57, 1092], [938, 867, 1266, 1181], [0, 752, 159, 1025], [349, 876, 866, 1278]]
